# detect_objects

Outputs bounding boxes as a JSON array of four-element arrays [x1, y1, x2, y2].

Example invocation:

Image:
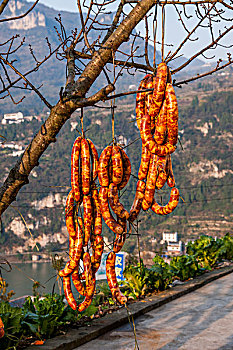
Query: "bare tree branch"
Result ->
[[0, 0, 40, 23]]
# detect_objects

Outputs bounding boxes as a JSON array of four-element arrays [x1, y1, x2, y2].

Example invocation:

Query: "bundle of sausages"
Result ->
[[98, 144, 131, 305], [129, 62, 180, 222], [60, 62, 181, 311], [59, 137, 104, 312]]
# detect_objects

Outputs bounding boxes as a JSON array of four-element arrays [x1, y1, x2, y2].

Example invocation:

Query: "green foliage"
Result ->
[[169, 255, 201, 281], [22, 294, 77, 338], [216, 233, 233, 261], [186, 235, 223, 269], [0, 302, 24, 349]]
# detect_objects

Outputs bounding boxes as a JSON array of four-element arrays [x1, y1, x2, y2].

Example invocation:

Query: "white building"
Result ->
[[2, 112, 24, 124], [167, 241, 184, 254], [162, 232, 178, 243]]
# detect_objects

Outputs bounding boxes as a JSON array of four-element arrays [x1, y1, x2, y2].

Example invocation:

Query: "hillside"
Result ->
[[0, 70, 232, 254], [0, 0, 208, 116]]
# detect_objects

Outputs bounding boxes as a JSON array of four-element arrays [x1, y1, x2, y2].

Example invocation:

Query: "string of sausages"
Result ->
[[60, 61, 180, 311], [59, 136, 104, 312], [129, 62, 180, 222]]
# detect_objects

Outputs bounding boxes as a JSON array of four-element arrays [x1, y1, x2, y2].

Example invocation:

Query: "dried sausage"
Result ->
[[108, 183, 129, 219], [78, 252, 96, 312], [71, 137, 81, 202], [141, 113, 176, 156], [72, 269, 85, 296], [63, 276, 77, 310], [129, 180, 146, 222], [166, 83, 178, 146], [149, 62, 167, 120], [118, 148, 131, 190], [113, 217, 127, 253], [98, 146, 112, 187], [112, 145, 123, 185], [83, 195, 92, 246], [138, 145, 151, 181], [106, 251, 127, 305], [154, 99, 167, 145], [99, 187, 123, 235], [81, 138, 91, 195], [88, 139, 99, 181], [144, 154, 158, 208], [151, 187, 179, 215], [136, 74, 152, 131]]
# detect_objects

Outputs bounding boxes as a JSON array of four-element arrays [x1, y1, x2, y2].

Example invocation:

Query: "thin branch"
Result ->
[[0, 54, 52, 109], [0, 0, 10, 15], [0, 0, 39, 23], [171, 24, 233, 74], [173, 58, 233, 86]]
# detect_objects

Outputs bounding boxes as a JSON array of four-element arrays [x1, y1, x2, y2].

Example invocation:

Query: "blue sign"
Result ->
[[96, 252, 125, 281]]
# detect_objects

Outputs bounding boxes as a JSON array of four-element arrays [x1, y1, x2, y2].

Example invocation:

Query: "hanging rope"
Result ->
[[161, 3, 166, 62], [153, 2, 158, 69], [80, 107, 84, 138], [111, 49, 116, 144]]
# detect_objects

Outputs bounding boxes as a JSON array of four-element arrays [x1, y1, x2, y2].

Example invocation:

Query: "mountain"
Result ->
[[0, 0, 209, 116], [0, 0, 232, 256]]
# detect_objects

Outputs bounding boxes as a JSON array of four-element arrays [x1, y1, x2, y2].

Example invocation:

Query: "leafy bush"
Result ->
[[169, 255, 202, 281], [0, 301, 25, 349], [0, 294, 77, 349], [186, 234, 233, 269], [150, 256, 173, 291], [22, 294, 77, 338]]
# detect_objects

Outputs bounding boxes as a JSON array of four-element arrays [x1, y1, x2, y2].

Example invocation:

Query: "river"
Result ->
[[1, 262, 60, 299]]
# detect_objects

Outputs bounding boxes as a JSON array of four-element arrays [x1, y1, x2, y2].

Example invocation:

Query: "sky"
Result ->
[[31, 0, 233, 62]]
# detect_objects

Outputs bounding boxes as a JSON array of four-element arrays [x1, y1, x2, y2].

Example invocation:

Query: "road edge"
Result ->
[[26, 264, 233, 350]]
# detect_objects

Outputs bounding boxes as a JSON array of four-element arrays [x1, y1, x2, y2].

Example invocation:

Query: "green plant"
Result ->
[[22, 294, 77, 339], [150, 255, 173, 291], [169, 255, 201, 281], [218, 233, 233, 261], [0, 302, 24, 349]]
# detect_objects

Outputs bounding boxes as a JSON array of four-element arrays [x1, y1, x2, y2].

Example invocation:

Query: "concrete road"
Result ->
[[76, 272, 233, 350]]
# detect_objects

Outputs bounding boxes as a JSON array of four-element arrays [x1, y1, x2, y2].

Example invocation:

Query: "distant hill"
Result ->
[[0, 0, 207, 116]]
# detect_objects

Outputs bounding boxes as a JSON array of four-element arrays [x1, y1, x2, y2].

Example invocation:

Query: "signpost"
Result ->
[[96, 252, 125, 281]]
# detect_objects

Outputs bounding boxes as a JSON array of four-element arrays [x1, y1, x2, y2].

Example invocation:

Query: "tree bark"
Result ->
[[0, 0, 156, 217]]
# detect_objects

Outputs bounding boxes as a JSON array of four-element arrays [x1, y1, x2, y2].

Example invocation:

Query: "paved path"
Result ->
[[76, 272, 233, 350]]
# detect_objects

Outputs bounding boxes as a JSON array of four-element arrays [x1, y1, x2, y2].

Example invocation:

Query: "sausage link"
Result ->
[[108, 183, 129, 219], [106, 251, 127, 305], [72, 269, 85, 296], [63, 276, 77, 310], [83, 195, 92, 246], [98, 145, 113, 187], [113, 217, 127, 253], [71, 137, 81, 202], [156, 156, 168, 189], [145, 75, 155, 132], [91, 235, 104, 274], [59, 216, 83, 277], [166, 83, 179, 146], [65, 191, 76, 238], [129, 180, 146, 222], [118, 148, 131, 190], [138, 145, 151, 181], [141, 113, 176, 156], [154, 99, 167, 145], [166, 154, 176, 187], [81, 138, 91, 195], [88, 139, 99, 181], [136, 74, 152, 131], [144, 154, 158, 207], [99, 187, 124, 234], [151, 187, 179, 215], [78, 252, 96, 312], [149, 62, 168, 120], [112, 145, 123, 185]]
